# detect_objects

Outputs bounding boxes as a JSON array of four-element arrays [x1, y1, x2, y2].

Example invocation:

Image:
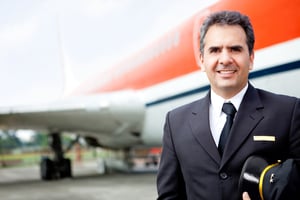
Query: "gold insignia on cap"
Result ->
[[253, 136, 276, 142], [270, 173, 275, 183]]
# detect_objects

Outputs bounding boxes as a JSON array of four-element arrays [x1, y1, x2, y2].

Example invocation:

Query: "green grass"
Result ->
[[0, 149, 100, 168]]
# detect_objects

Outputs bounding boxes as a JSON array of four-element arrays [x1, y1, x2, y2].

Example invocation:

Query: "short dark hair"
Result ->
[[199, 11, 255, 55]]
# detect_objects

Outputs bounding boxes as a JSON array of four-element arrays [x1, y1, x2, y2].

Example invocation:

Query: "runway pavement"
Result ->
[[0, 161, 158, 200]]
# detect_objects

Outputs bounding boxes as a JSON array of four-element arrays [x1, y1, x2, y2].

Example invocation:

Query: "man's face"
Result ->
[[199, 24, 254, 99]]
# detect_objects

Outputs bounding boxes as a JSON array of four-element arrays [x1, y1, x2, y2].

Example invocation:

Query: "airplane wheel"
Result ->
[[59, 158, 72, 178], [40, 157, 54, 180]]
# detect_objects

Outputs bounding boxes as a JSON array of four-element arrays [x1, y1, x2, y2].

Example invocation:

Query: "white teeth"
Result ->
[[219, 70, 234, 74]]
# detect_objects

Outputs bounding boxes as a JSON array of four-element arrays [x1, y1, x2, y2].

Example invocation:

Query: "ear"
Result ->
[[249, 51, 254, 71], [199, 53, 205, 72]]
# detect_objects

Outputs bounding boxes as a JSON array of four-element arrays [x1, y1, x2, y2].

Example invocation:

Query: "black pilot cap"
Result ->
[[239, 155, 300, 200]]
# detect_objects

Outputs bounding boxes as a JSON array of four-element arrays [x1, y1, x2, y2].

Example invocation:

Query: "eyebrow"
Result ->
[[207, 45, 244, 51], [229, 45, 244, 50]]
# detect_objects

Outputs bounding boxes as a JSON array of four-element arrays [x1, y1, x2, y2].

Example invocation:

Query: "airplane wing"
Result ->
[[0, 90, 145, 149]]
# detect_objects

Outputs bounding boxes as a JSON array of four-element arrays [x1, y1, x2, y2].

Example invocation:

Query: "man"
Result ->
[[156, 11, 300, 200]]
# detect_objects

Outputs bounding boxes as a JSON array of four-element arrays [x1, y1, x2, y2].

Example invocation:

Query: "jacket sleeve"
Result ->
[[156, 112, 187, 200], [289, 98, 300, 165]]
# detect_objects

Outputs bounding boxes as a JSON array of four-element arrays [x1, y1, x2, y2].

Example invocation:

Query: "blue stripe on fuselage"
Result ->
[[146, 60, 300, 107]]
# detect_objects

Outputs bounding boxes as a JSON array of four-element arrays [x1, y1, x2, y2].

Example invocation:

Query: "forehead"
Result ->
[[204, 24, 247, 47]]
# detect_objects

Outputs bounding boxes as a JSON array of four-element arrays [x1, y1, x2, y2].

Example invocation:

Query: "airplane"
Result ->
[[0, 0, 299, 180]]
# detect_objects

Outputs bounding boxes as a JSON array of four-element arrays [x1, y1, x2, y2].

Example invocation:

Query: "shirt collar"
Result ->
[[210, 83, 248, 114]]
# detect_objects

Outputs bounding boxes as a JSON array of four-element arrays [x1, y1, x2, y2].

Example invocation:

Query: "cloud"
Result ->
[[0, 16, 38, 49], [59, 0, 133, 18]]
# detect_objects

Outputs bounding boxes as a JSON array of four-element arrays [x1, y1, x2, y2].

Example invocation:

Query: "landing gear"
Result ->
[[40, 133, 72, 180]]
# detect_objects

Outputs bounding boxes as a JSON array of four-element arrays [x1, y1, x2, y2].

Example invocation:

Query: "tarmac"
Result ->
[[0, 161, 158, 200]]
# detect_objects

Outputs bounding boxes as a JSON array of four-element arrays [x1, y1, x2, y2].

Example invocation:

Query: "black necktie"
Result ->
[[218, 102, 236, 156]]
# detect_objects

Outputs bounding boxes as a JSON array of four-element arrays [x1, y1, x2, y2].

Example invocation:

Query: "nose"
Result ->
[[218, 50, 233, 66]]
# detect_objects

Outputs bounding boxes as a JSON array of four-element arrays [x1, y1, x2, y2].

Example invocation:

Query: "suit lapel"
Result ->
[[189, 92, 221, 164], [221, 84, 264, 167]]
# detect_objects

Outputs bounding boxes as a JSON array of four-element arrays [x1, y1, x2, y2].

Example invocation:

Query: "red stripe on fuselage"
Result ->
[[72, 0, 300, 95]]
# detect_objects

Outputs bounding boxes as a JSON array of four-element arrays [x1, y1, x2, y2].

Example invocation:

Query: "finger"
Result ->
[[242, 192, 251, 200]]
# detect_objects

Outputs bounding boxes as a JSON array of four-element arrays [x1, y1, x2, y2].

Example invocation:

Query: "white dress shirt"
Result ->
[[209, 84, 248, 146]]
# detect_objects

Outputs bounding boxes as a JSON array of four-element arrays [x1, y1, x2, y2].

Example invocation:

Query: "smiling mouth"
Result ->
[[217, 70, 236, 74]]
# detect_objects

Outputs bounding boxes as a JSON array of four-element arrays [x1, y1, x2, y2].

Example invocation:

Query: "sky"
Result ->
[[0, 0, 218, 107]]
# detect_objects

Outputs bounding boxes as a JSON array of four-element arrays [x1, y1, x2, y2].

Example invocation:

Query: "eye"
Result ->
[[230, 46, 242, 52], [209, 47, 220, 53]]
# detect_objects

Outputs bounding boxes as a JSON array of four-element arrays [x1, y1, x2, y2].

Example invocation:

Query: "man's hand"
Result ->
[[242, 192, 251, 200]]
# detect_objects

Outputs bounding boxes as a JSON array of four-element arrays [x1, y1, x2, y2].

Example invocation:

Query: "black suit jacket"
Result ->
[[157, 84, 300, 200]]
